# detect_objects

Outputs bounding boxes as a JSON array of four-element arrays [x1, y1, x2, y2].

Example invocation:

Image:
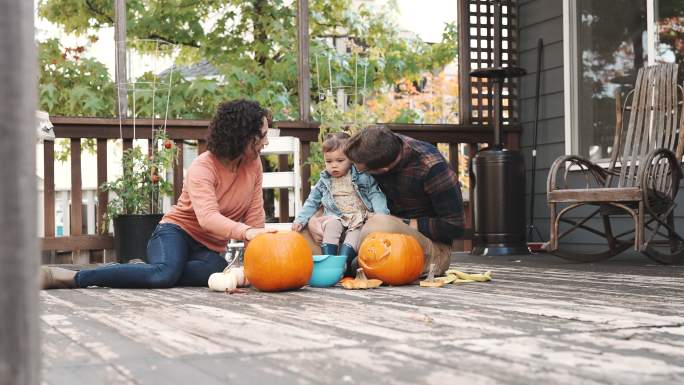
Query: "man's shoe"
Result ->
[[41, 266, 77, 290]]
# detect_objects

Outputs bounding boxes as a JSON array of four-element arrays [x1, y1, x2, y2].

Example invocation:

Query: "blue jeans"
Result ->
[[75, 223, 227, 288]]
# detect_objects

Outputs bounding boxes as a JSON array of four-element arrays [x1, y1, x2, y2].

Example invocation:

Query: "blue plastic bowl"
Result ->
[[309, 254, 347, 287]]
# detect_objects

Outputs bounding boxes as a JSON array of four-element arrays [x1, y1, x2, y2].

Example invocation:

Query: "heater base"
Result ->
[[470, 244, 531, 256]]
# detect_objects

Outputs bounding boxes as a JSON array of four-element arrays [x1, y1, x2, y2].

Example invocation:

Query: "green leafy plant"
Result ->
[[38, 0, 457, 122], [100, 133, 178, 232]]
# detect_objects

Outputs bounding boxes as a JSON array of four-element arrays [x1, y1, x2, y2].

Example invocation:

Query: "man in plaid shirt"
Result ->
[[306, 125, 464, 275]]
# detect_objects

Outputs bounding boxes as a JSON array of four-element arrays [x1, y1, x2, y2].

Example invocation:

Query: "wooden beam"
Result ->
[[41, 235, 115, 251], [278, 154, 290, 222], [49, 117, 320, 141], [548, 188, 641, 203], [50, 116, 320, 129], [114, 0, 127, 117], [96, 139, 108, 234], [173, 139, 184, 203], [0, 0, 40, 382], [70, 139, 83, 237], [301, 141, 311, 201], [458, 0, 471, 125], [506, 130, 520, 150], [449, 143, 459, 174], [123, 138, 133, 153], [44, 141, 55, 237], [49, 122, 520, 143], [147, 138, 154, 157], [297, 0, 311, 122], [47, 118, 523, 148], [465, 143, 477, 252]]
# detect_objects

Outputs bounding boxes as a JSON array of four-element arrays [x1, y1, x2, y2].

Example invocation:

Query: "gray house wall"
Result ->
[[517, 0, 684, 251], [518, 0, 565, 243]]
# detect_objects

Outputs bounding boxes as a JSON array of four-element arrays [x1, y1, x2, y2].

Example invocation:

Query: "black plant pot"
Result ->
[[113, 214, 164, 263]]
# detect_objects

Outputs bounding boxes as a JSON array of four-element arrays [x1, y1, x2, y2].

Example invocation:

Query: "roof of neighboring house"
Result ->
[[158, 60, 220, 79]]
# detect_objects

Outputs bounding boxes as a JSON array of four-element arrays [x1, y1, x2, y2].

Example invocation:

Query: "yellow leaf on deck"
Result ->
[[444, 269, 492, 282]]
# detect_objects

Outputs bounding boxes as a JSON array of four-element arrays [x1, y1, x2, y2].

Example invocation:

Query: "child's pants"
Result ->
[[322, 217, 361, 250]]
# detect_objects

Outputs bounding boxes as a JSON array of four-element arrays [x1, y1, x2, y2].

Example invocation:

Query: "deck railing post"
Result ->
[[0, 0, 40, 384]]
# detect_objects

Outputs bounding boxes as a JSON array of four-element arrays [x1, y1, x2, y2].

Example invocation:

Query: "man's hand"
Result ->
[[291, 222, 304, 232], [245, 227, 278, 241]]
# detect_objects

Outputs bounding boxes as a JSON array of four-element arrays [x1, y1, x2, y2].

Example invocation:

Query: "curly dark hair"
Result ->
[[206, 99, 271, 160]]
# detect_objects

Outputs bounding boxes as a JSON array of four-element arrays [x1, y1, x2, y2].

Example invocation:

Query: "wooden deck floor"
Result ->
[[41, 253, 684, 385]]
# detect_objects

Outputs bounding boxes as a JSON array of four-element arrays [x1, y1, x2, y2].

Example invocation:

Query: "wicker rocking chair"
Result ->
[[547, 63, 684, 264]]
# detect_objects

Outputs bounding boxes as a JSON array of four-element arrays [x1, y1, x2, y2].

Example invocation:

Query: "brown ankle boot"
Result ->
[[41, 266, 77, 290]]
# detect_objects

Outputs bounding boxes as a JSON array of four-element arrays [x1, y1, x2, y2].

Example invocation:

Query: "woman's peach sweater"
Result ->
[[161, 151, 265, 252]]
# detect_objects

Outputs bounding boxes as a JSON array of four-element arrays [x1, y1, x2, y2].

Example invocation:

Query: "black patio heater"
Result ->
[[469, 0, 530, 256]]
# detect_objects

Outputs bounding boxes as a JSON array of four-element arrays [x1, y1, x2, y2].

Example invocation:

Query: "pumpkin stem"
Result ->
[[355, 268, 368, 282]]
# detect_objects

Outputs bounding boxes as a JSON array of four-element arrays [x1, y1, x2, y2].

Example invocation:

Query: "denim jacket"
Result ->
[[294, 165, 390, 225]]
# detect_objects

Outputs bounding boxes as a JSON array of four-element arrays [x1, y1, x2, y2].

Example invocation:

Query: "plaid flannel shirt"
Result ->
[[372, 134, 465, 244]]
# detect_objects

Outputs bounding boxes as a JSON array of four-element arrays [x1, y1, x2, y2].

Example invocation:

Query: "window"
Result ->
[[564, 0, 684, 160], [653, 0, 684, 66]]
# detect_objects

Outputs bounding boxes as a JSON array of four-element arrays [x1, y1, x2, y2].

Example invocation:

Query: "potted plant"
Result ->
[[100, 133, 178, 262]]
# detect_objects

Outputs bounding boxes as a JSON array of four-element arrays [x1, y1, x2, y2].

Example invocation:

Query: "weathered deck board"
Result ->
[[41, 255, 684, 385]]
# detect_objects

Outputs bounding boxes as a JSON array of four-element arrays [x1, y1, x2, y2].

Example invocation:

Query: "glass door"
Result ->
[[576, 0, 647, 161], [653, 0, 684, 65]]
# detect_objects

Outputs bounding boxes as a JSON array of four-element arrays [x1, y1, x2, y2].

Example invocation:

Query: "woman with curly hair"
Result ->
[[41, 99, 276, 289]]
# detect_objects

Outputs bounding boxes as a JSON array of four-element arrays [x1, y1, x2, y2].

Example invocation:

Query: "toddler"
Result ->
[[292, 133, 389, 275]]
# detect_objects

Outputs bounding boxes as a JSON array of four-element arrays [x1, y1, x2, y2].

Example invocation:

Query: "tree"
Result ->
[[39, 0, 460, 221], [37, 0, 458, 120], [38, 38, 116, 117]]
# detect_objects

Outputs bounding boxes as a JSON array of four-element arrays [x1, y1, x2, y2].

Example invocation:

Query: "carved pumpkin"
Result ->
[[244, 231, 313, 292], [358, 232, 425, 285]]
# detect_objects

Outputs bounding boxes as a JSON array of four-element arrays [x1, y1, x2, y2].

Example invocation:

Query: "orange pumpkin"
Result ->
[[244, 231, 313, 292], [358, 232, 425, 285]]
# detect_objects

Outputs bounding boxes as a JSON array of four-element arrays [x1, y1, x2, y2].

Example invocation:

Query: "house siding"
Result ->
[[518, 0, 565, 242], [517, 0, 684, 252]]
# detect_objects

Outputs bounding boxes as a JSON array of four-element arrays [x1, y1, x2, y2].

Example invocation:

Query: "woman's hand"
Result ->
[[291, 223, 304, 232], [245, 227, 277, 241]]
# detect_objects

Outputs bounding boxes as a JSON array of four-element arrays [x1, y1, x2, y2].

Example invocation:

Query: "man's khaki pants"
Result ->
[[301, 214, 453, 276]]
